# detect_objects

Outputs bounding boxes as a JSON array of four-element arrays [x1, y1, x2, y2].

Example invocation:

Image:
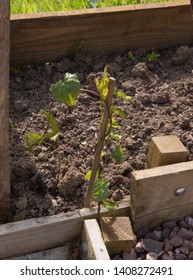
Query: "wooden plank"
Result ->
[[146, 135, 188, 168], [0, 200, 129, 259], [101, 216, 136, 256], [131, 161, 193, 232], [0, 211, 82, 259], [8, 245, 70, 260], [10, 1, 193, 66], [0, 0, 10, 223], [81, 219, 110, 260]]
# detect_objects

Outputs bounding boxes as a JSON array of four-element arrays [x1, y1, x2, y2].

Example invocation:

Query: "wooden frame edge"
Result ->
[[0, 199, 130, 259]]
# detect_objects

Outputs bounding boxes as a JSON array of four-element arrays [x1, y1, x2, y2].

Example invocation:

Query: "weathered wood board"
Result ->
[[8, 245, 70, 260], [101, 216, 136, 256], [131, 161, 193, 232], [0, 211, 82, 260], [10, 1, 193, 66], [0, 0, 10, 224], [0, 199, 129, 259], [81, 219, 110, 260]]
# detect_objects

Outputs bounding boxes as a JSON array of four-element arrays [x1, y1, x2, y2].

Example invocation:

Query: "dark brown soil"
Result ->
[[9, 45, 193, 222]]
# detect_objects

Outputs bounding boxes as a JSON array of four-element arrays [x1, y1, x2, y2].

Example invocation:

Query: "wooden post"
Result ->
[[81, 219, 110, 260], [146, 135, 188, 168], [101, 216, 136, 256], [131, 161, 193, 232], [0, 1, 10, 224]]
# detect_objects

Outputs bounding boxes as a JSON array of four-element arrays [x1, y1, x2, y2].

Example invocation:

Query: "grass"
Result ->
[[10, 0, 175, 14]]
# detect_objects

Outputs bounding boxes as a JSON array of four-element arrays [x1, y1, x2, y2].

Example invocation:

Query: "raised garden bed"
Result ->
[[9, 45, 193, 222], [10, 1, 193, 66], [0, 1, 193, 260]]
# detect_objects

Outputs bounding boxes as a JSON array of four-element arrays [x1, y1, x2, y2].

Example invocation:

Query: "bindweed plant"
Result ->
[[25, 66, 131, 225], [25, 73, 80, 183], [84, 66, 131, 226]]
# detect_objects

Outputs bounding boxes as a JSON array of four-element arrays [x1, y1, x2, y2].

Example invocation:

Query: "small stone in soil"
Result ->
[[135, 241, 146, 254], [122, 251, 137, 260], [161, 253, 174, 260], [169, 236, 183, 247], [188, 251, 193, 260], [177, 228, 193, 240], [145, 230, 162, 241], [141, 239, 164, 255], [136, 227, 149, 239], [162, 220, 177, 229], [174, 253, 187, 260], [146, 252, 157, 260], [161, 227, 172, 240], [164, 239, 173, 251]]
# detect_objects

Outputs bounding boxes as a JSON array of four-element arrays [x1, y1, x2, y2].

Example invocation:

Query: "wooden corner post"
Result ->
[[0, 1, 10, 224]]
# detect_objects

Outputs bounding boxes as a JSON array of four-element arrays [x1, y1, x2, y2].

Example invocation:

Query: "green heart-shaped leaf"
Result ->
[[50, 73, 80, 106]]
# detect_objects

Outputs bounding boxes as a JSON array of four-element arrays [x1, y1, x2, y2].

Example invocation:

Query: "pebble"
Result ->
[[178, 218, 189, 229], [183, 240, 193, 251], [164, 239, 173, 251], [145, 230, 162, 241], [177, 228, 193, 240], [188, 251, 193, 260], [169, 236, 183, 247], [161, 227, 172, 239], [136, 227, 149, 239], [161, 253, 174, 260], [185, 216, 193, 228], [162, 220, 177, 229], [112, 215, 193, 260], [135, 241, 146, 254], [174, 253, 187, 260], [122, 251, 137, 260], [146, 252, 157, 260], [141, 239, 163, 255], [179, 244, 190, 256]]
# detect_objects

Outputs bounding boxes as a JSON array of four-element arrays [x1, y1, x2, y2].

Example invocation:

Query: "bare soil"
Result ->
[[9, 45, 193, 223]]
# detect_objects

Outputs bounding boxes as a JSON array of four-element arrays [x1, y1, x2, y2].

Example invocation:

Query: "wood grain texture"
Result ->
[[81, 219, 110, 260], [0, 199, 129, 259], [0, 0, 10, 224], [131, 161, 193, 231], [101, 216, 136, 256], [0, 211, 82, 259], [146, 135, 188, 168], [10, 1, 193, 66], [9, 245, 70, 260]]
